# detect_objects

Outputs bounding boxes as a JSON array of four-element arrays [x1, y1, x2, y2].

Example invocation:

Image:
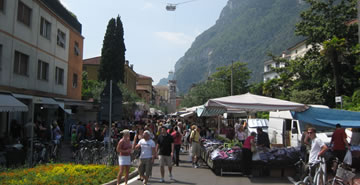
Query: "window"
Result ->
[[40, 17, 51, 40], [37, 60, 49, 81], [0, 0, 5, 12], [55, 67, 64, 85], [72, 73, 78, 88], [266, 64, 272, 72], [17, 1, 31, 26], [57, 29, 66, 48], [74, 41, 79, 56], [14, 51, 29, 76]]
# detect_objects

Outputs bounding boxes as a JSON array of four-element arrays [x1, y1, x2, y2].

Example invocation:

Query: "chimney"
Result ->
[[125, 60, 129, 66], [130, 64, 134, 70]]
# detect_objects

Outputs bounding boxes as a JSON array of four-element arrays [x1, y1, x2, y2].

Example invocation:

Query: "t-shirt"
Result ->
[[171, 131, 182, 145], [332, 128, 347, 150], [309, 137, 325, 164], [190, 130, 200, 142], [243, 136, 255, 149], [157, 134, 174, 156], [138, 139, 155, 159]]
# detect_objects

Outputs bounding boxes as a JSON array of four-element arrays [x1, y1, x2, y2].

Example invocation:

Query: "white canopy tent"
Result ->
[[203, 92, 307, 114]]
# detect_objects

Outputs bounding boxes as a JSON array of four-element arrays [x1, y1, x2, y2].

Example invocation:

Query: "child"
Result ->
[[71, 129, 77, 157]]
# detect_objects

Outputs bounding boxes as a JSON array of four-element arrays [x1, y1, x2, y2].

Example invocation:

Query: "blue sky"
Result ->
[[60, 0, 228, 84]]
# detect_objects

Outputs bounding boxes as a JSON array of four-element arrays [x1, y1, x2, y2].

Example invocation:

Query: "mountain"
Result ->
[[173, 0, 307, 93]]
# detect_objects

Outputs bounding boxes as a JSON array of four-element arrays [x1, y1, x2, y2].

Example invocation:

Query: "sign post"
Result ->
[[335, 96, 342, 109]]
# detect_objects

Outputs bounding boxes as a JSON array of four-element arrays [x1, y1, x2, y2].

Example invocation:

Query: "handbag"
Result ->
[[250, 140, 256, 152]]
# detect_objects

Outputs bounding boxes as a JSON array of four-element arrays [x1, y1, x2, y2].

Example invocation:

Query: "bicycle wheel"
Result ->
[[302, 176, 312, 185]]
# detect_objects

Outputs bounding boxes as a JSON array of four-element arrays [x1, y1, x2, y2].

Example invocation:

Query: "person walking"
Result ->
[[330, 123, 350, 162], [116, 130, 132, 185], [190, 125, 201, 168], [135, 130, 156, 185], [156, 126, 174, 182], [171, 127, 182, 166], [242, 132, 256, 177]]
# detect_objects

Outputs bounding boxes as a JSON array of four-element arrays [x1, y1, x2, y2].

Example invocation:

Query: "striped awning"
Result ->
[[196, 106, 227, 117], [0, 94, 28, 112]]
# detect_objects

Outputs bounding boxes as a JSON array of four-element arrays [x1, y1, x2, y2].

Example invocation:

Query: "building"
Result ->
[[136, 74, 153, 104], [82, 56, 137, 93], [153, 85, 169, 107], [263, 40, 312, 82], [0, 0, 83, 140]]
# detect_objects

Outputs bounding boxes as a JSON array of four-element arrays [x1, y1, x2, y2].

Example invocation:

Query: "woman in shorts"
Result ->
[[116, 129, 132, 185]]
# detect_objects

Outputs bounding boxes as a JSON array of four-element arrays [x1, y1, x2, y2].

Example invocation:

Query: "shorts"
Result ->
[[191, 142, 201, 157], [118, 155, 131, 166], [139, 158, 152, 177], [159, 155, 172, 167]]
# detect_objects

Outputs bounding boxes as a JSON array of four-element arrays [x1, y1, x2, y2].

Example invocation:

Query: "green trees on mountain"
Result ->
[[99, 16, 126, 83], [181, 62, 250, 107]]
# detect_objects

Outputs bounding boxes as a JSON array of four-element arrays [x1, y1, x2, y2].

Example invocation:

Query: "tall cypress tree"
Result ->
[[99, 16, 126, 83]]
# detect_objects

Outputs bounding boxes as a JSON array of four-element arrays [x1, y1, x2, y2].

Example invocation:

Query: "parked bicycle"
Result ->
[[288, 157, 327, 185], [327, 157, 355, 185]]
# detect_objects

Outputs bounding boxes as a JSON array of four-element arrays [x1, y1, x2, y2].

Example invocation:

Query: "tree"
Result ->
[[295, 0, 359, 96], [99, 15, 126, 83], [181, 81, 227, 108], [82, 71, 105, 101], [210, 61, 251, 95]]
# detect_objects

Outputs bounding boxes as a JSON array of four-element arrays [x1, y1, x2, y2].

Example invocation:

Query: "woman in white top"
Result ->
[[235, 126, 247, 144]]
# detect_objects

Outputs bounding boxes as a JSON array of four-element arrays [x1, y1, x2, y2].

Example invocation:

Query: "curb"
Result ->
[[102, 169, 139, 185]]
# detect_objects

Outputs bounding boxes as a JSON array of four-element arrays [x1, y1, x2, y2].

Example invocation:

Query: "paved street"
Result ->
[[125, 153, 292, 185]]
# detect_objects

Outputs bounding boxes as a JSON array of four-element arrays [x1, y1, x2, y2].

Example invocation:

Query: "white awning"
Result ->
[[56, 100, 72, 114], [180, 112, 194, 118], [0, 94, 28, 112]]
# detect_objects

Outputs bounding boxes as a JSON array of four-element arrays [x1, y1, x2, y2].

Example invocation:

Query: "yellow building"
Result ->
[[82, 57, 137, 93], [136, 74, 153, 104]]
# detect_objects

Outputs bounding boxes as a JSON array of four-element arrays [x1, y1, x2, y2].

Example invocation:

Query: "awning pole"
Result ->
[[29, 100, 35, 167], [108, 80, 112, 164]]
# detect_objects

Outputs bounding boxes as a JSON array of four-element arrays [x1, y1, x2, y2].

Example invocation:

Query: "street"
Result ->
[[124, 153, 292, 185]]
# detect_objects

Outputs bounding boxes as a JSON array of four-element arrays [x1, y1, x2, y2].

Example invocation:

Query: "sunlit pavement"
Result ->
[[125, 152, 293, 185]]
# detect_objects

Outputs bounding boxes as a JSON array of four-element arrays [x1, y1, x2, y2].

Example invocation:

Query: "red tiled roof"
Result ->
[[137, 73, 152, 79], [136, 85, 150, 92], [83, 56, 101, 65]]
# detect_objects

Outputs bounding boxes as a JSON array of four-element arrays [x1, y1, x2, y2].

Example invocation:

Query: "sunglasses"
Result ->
[[307, 132, 313, 134]]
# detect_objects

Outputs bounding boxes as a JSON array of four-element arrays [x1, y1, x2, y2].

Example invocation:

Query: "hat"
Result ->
[[144, 130, 151, 135], [121, 129, 130, 135]]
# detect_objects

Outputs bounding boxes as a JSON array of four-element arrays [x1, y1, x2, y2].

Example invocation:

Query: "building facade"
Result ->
[[82, 56, 137, 93], [0, 0, 83, 139], [136, 74, 153, 104], [263, 40, 312, 82]]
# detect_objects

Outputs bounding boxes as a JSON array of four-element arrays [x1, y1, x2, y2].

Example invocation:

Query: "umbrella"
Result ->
[[204, 92, 307, 114]]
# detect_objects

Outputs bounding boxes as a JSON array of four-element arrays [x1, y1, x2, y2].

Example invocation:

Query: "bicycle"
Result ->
[[327, 157, 355, 185], [288, 157, 327, 185]]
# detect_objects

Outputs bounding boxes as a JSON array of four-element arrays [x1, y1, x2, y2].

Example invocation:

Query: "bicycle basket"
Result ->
[[336, 166, 356, 182]]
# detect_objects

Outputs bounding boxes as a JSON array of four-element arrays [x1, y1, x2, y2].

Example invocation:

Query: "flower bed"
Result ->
[[0, 163, 134, 185]]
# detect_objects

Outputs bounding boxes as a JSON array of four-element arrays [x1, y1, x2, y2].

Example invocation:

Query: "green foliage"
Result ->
[[289, 89, 325, 105], [181, 80, 228, 108], [249, 82, 264, 96], [82, 71, 105, 101], [210, 61, 251, 95], [181, 62, 250, 108], [117, 82, 141, 103], [99, 16, 126, 83]]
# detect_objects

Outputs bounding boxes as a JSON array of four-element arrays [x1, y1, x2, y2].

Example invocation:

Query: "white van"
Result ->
[[267, 105, 354, 147]]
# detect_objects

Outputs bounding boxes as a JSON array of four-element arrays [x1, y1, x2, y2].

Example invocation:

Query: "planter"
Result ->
[[102, 169, 139, 185]]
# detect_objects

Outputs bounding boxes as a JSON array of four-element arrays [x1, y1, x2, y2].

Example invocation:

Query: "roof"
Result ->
[[287, 39, 308, 51], [83, 56, 101, 65], [137, 73, 153, 80]]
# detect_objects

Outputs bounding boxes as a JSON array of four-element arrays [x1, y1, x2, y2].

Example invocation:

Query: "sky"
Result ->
[[59, 0, 228, 84]]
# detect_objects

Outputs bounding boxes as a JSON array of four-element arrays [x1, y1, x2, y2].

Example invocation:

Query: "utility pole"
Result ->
[[108, 80, 112, 156], [231, 61, 234, 96]]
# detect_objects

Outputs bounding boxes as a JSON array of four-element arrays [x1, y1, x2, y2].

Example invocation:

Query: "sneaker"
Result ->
[[160, 178, 165, 183], [169, 174, 174, 180]]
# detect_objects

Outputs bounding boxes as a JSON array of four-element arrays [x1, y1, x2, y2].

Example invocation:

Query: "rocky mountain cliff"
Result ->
[[166, 0, 307, 93]]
